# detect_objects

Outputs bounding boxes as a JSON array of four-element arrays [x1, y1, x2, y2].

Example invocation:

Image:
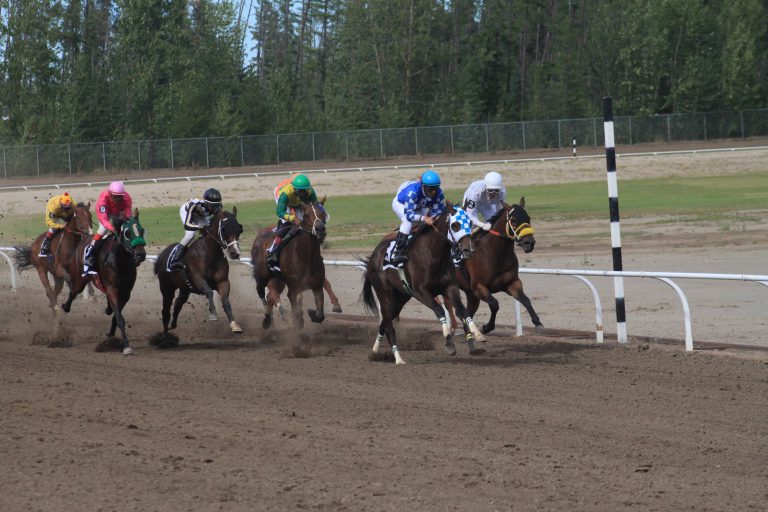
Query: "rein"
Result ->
[[299, 203, 326, 237], [486, 209, 534, 241], [205, 217, 239, 252]]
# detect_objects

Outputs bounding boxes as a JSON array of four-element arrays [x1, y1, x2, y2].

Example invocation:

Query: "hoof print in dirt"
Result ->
[[149, 332, 180, 349], [290, 344, 312, 358], [368, 351, 396, 363], [32, 332, 72, 348], [95, 336, 123, 352], [469, 348, 486, 356]]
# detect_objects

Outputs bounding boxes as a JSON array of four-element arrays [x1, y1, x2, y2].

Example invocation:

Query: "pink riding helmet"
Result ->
[[108, 181, 126, 195]]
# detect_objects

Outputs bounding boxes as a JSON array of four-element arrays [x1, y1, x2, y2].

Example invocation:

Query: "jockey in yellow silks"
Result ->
[[40, 192, 75, 257], [266, 174, 317, 272]]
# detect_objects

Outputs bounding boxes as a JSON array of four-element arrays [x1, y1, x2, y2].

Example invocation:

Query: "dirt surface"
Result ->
[[1, 143, 768, 511]]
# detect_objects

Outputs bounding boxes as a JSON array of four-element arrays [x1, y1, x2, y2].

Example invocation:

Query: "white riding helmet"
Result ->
[[484, 171, 503, 190]]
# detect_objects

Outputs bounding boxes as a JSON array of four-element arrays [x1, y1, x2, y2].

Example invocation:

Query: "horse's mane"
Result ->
[[76, 201, 89, 208]]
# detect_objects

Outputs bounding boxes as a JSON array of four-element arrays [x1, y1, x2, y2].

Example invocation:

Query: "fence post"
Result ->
[[312, 133, 316, 161], [740, 111, 745, 139], [68, 144, 72, 174], [522, 122, 526, 151], [205, 138, 210, 168], [345, 132, 349, 160], [276, 135, 280, 164], [36, 146, 40, 176], [379, 129, 384, 158], [240, 136, 244, 167], [137, 141, 141, 171], [102, 142, 106, 172], [667, 114, 672, 142], [593, 118, 597, 146], [2, 146, 6, 179], [170, 139, 174, 169], [450, 126, 455, 154], [557, 119, 562, 149], [629, 117, 633, 145], [485, 124, 490, 153], [414, 128, 419, 155]]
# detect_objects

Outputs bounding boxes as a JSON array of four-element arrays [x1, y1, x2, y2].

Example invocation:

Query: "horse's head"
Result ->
[[444, 203, 475, 261], [503, 197, 535, 253], [299, 198, 328, 243], [118, 208, 147, 266], [68, 202, 93, 236], [212, 207, 244, 260]]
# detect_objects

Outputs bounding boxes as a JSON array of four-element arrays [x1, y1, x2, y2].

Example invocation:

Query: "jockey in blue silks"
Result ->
[[390, 170, 446, 266]]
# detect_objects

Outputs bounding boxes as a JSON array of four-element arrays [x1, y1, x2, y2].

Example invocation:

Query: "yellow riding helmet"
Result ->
[[60, 192, 73, 209]]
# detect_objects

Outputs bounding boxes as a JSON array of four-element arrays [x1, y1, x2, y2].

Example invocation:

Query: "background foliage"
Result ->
[[1, 0, 766, 145]]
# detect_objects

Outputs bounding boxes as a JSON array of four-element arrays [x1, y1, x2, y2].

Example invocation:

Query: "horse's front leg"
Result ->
[[414, 288, 458, 356], [215, 279, 242, 333], [445, 285, 485, 353], [506, 279, 544, 331], [105, 290, 132, 355], [471, 283, 499, 335], [323, 278, 342, 313], [61, 275, 89, 313], [287, 289, 304, 330], [262, 280, 279, 329], [307, 285, 325, 324]]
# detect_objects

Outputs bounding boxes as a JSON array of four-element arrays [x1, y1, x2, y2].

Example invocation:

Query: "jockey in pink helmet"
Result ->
[[82, 181, 133, 276]]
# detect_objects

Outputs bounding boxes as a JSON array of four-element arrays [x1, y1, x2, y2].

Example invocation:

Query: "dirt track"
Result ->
[[1, 145, 768, 511]]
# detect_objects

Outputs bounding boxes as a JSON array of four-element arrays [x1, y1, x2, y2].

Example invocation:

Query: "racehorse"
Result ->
[[13, 203, 93, 316], [154, 208, 244, 338], [58, 210, 146, 354], [454, 197, 543, 334], [251, 200, 329, 329], [361, 204, 485, 364]]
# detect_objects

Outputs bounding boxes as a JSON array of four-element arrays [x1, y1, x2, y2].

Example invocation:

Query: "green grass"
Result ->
[[3, 170, 767, 248]]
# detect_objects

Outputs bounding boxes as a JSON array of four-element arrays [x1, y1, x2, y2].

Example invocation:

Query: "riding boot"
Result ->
[[39, 236, 53, 257], [267, 229, 299, 272], [391, 231, 410, 266], [82, 238, 104, 276], [266, 236, 282, 269], [167, 243, 187, 271]]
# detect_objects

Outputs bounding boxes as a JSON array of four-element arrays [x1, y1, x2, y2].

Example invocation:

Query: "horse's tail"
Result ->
[[12, 245, 34, 271], [153, 254, 162, 276], [360, 256, 379, 316]]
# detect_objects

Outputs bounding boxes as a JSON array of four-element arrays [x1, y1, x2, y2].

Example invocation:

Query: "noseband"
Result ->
[[301, 204, 326, 237], [488, 207, 534, 242], [206, 216, 240, 253]]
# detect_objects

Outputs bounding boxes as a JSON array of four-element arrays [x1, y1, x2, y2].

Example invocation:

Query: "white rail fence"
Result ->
[[2, 247, 767, 352]]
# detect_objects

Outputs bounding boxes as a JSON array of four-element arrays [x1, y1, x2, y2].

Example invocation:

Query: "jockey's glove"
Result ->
[[482, 222, 492, 231]]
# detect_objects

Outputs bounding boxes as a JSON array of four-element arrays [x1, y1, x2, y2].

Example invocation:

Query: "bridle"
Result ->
[[205, 214, 241, 254], [487, 206, 534, 242], [300, 203, 327, 238], [65, 208, 92, 237]]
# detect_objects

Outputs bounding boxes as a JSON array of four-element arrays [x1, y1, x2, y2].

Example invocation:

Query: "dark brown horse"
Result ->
[[73, 212, 147, 354], [154, 208, 244, 338], [361, 204, 484, 365], [252, 200, 329, 329], [13, 203, 93, 316], [454, 198, 543, 334]]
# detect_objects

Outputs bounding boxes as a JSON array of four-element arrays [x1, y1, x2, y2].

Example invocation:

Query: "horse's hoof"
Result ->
[[262, 316, 272, 329], [122, 347, 133, 356], [481, 324, 494, 335], [61, 303, 71, 313], [209, 313, 218, 321], [169, 323, 177, 331], [307, 309, 325, 323], [534, 324, 545, 332], [395, 359, 407, 365], [444, 336, 456, 356], [105, 306, 112, 315], [230, 321, 242, 333], [332, 304, 342, 313]]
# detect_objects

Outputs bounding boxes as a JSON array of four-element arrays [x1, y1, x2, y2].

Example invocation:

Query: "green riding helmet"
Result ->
[[292, 174, 311, 190]]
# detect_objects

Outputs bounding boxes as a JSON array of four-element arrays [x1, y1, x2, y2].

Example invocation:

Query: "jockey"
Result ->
[[82, 181, 133, 276], [390, 170, 446, 266], [39, 192, 75, 257], [267, 173, 317, 272], [166, 188, 223, 271], [462, 171, 507, 231]]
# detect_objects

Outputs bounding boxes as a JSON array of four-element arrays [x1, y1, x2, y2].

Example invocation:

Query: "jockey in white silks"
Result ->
[[462, 171, 507, 231]]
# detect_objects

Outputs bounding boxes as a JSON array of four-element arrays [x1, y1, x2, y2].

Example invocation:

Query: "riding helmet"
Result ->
[[203, 188, 222, 205], [292, 174, 311, 190], [421, 170, 441, 187], [108, 181, 126, 195], [483, 171, 503, 190], [60, 192, 73, 209]]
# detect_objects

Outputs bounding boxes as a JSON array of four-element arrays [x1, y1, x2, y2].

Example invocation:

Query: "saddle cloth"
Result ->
[[382, 240, 398, 270]]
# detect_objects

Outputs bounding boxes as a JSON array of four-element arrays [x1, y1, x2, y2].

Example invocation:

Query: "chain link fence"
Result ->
[[2, 109, 766, 179]]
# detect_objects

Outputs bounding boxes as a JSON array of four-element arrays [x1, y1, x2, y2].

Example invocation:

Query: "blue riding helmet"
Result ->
[[421, 170, 441, 187]]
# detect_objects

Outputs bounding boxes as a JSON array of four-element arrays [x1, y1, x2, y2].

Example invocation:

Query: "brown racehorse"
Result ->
[[454, 198, 543, 334], [64, 212, 147, 354], [252, 200, 328, 329], [361, 204, 484, 365], [13, 203, 93, 316], [154, 208, 244, 339]]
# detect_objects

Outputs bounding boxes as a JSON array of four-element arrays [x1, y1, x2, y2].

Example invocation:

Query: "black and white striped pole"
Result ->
[[603, 97, 627, 344]]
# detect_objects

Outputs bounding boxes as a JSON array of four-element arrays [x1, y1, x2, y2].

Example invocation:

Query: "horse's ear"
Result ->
[[319, 195, 326, 205], [134, 207, 139, 220], [519, 196, 525, 208], [232, 205, 238, 217], [86, 201, 91, 209]]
